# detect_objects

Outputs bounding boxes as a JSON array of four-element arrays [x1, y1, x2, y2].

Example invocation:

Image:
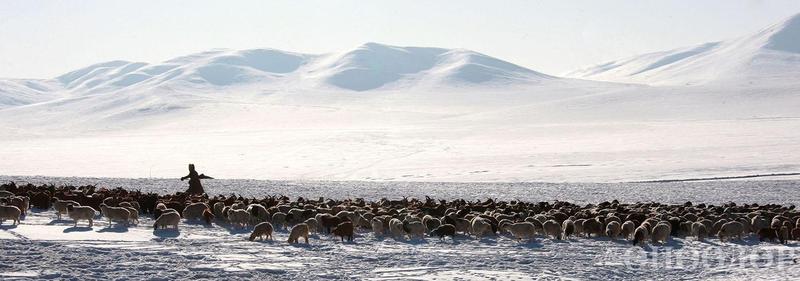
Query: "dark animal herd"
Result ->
[[1, 182, 799, 246]]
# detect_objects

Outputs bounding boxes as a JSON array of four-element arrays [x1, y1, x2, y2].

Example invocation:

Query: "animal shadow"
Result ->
[[63, 226, 93, 233], [153, 229, 181, 238]]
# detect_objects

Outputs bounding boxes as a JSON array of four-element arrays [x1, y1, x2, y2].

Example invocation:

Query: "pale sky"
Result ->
[[1, 0, 800, 79]]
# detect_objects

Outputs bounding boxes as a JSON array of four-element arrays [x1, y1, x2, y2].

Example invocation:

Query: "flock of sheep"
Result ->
[[1, 182, 799, 247]]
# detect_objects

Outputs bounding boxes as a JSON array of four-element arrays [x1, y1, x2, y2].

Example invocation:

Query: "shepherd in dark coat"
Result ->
[[180, 164, 213, 195]]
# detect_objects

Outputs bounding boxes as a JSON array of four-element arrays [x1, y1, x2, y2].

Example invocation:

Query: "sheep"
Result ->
[[692, 222, 708, 241], [0, 205, 21, 225], [288, 208, 306, 224], [212, 202, 225, 218], [779, 226, 790, 244], [156, 203, 167, 210], [605, 221, 622, 239], [430, 224, 456, 239], [227, 209, 250, 229], [562, 219, 575, 239], [371, 218, 385, 236], [249, 222, 274, 241], [389, 218, 405, 239], [582, 219, 604, 238], [154, 208, 179, 220], [67, 205, 96, 227], [304, 218, 319, 234], [507, 222, 537, 241], [543, 219, 562, 240], [319, 214, 343, 234], [123, 206, 139, 224], [758, 228, 780, 242], [403, 220, 426, 240], [423, 216, 441, 232], [182, 202, 210, 221], [633, 225, 649, 246], [573, 218, 585, 236], [336, 211, 360, 227], [118, 202, 133, 209], [0, 191, 13, 198], [792, 228, 800, 241], [203, 208, 215, 225], [621, 221, 636, 239], [717, 221, 744, 242], [751, 216, 770, 233], [272, 212, 288, 230], [153, 212, 181, 230], [247, 204, 269, 224], [53, 199, 80, 220], [287, 223, 310, 244], [651, 223, 671, 244], [470, 217, 493, 238], [449, 217, 471, 234], [332, 221, 355, 242], [9, 196, 28, 216], [99, 204, 130, 227]]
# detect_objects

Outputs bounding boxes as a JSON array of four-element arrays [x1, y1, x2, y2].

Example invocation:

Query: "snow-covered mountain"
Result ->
[[2, 42, 552, 101], [568, 13, 800, 86]]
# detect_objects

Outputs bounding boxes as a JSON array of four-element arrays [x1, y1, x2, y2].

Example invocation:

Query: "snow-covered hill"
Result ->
[[568, 14, 800, 86], [4, 42, 550, 100]]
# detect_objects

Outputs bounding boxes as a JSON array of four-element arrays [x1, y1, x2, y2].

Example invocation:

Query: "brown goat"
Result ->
[[332, 221, 354, 242]]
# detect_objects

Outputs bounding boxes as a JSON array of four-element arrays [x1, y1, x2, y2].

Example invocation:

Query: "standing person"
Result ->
[[180, 164, 213, 195]]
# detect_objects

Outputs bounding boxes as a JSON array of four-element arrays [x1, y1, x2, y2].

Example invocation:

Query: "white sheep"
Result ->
[[371, 218, 385, 236], [633, 225, 649, 246], [156, 203, 167, 210], [0, 205, 21, 225], [543, 219, 562, 240], [287, 223, 309, 244], [183, 202, 210, 221], [123, 206, 139, 224], [605, 221, 622, 239], [67, 205, 96, 227], [621, 221, 636, 239], [718, 221, 744, 242], [228, 209, 250, 229], [153, 212, 181, 230], [304, 218, 319, 234], [213, 202, 225, 218], [650, 222, 671, 244], [100, 204, 130, 227], [53, 199, 80, 220], [249, 222, 274, 241], [471, 217, 493, 238], [403, 221, 426, 240], [751, 216, 770, 234], [336, 211, 360, 227], [507, 222, 537, 241], [389, 218, 404, 239]]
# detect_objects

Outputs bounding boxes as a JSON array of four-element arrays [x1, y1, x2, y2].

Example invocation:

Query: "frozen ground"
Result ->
[[2, 177, 800, 280]]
